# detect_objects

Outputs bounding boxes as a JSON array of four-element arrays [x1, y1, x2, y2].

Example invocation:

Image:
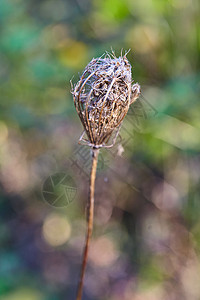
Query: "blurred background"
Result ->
[[0, 0, 200, 299]]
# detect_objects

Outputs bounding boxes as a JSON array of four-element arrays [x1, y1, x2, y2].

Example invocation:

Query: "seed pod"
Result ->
[[72, 52, 140, 148]]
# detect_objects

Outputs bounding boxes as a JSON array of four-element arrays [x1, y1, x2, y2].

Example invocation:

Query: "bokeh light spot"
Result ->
[[89, 236, 119, 267], [42, 213, 71, 247], [58, 40, 88, 69]]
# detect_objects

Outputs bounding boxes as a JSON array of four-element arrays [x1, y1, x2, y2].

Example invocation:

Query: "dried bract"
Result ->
[[72, 52, 140, 148]]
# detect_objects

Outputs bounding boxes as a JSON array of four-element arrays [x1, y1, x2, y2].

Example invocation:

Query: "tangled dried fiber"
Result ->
[[72, 50, 140, 148], [71, 50, 140, 300]]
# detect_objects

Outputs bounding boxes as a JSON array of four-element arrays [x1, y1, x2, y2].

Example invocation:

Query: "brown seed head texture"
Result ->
[[72, 51, 141, 148]]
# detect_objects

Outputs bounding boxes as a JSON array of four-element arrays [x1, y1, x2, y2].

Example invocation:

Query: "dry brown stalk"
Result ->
[[76, 148, 99, 300], [71, 50, 140, 300]]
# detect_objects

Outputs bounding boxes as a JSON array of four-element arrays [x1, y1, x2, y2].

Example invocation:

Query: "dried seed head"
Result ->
[[72, 51, 140, 148]]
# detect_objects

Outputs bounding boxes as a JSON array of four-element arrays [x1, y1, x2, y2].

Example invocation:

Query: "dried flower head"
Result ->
[[71, 51, 140, 148]]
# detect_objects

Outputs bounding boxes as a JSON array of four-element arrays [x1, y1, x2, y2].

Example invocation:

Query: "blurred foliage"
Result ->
[[0, 0, 200, 299]]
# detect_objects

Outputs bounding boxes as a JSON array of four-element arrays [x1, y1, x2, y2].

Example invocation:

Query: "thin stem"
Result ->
[[76, 148, 99, 300]]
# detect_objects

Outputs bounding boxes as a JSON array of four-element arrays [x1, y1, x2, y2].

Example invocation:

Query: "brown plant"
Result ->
[[71, 50, 140, 300]]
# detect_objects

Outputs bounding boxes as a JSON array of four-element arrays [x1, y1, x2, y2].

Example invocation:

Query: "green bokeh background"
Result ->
[[0, 0, 200, 299]]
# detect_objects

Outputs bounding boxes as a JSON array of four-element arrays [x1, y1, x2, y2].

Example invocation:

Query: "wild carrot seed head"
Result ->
[[72, 51, 140, 148]]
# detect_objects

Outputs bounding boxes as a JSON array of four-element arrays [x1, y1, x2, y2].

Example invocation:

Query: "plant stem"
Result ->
[[76, 148, 99, 300]]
